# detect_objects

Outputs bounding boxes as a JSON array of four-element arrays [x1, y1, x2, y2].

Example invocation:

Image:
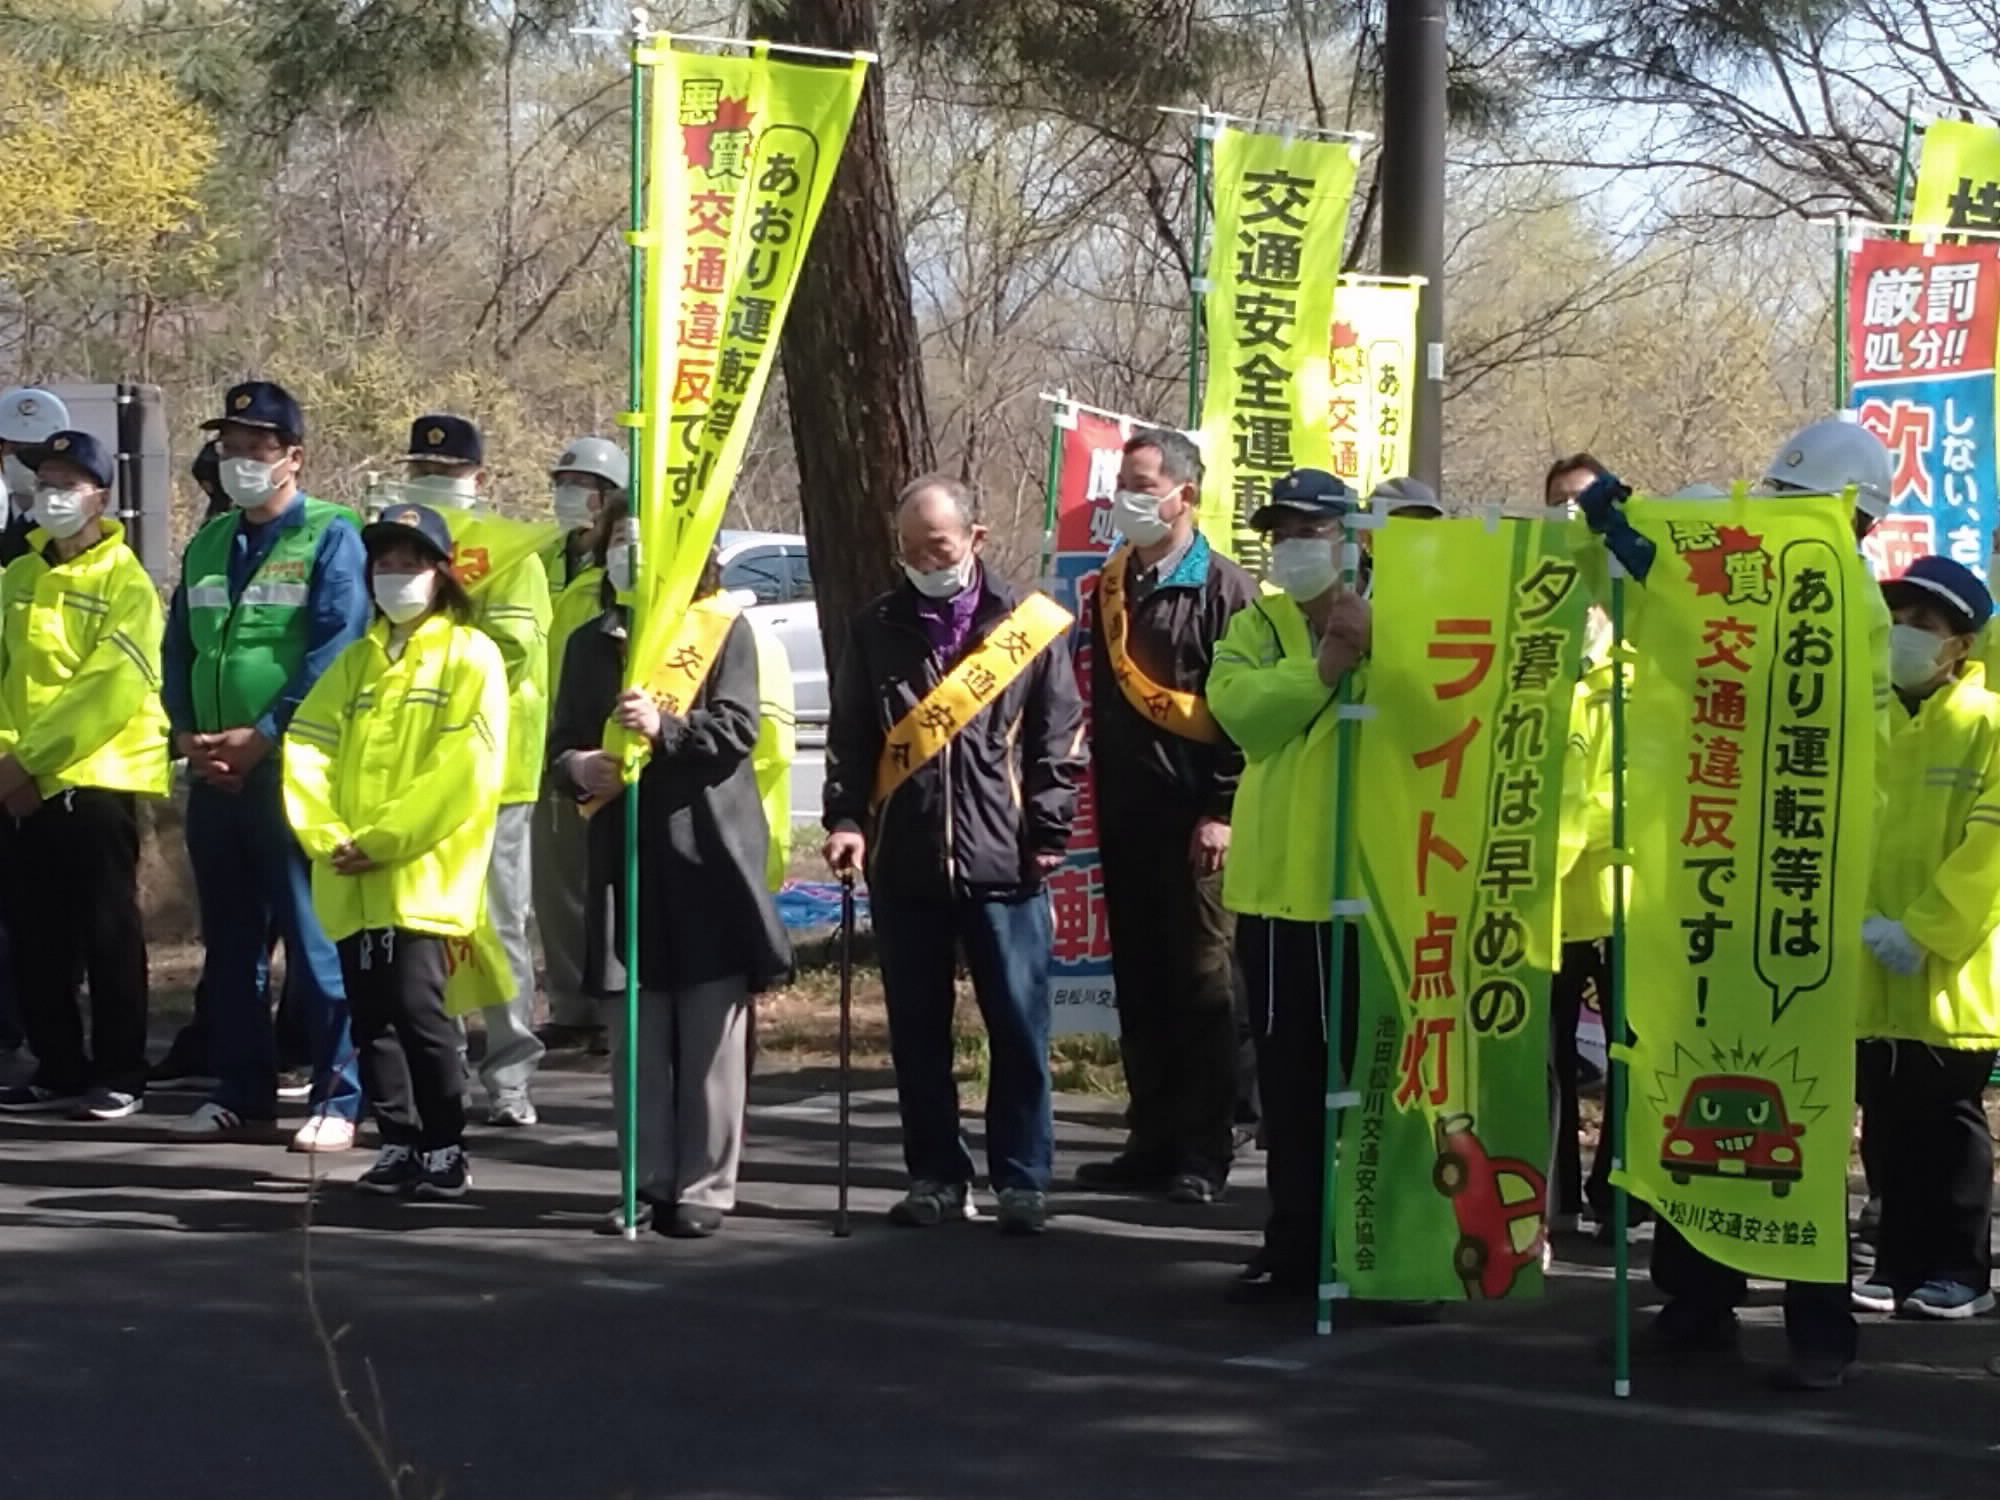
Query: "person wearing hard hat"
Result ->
[[398, 415, 551, 1124], [0, 386, 70, 566], [284, 503, 510, 1199], [534, 437, 626, 1053], [0, 432, 169, 1120], [1577, 417, 1895, 1391], [1208, 468, 1370, 1301], [1848, 555, 1999, 1324], [549, 504, 789, 1235], [163, 381, 372, 1148]]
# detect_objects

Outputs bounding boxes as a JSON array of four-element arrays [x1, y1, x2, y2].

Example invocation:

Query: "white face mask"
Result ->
[[32, 484, 93, 540], [403, 471, 479, 509], [1110, 488, 1174, 547], [606, 542, 635, 595], [3, 452, 36, 501], [372, 569, 436, 625], [220, 455, 289, 509], [553, 482, 597, 532], [1889, 623, 1954, 691], [1269, 536, 1338, 601], [904, 555, 974, 599]]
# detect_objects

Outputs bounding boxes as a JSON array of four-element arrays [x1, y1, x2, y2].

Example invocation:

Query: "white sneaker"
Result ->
[[487, 1097, 538, 1128], [171, 1101, 256, 1138], [290, 1113, 357, 1153]]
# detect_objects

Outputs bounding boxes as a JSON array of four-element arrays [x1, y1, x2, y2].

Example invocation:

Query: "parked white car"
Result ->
[[717, 529, 826, 736]]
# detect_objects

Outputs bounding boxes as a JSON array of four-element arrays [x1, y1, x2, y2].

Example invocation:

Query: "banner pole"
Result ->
[[1834, 214, 1851, 410], [1187, 115, 1212, 431], [1892, 91, 1918, 225], [1315, 537, 1364, 1336], [620, 23, 648, 1245], [1608, 566, 1632, 1396], [1038, 403, 1066, 580]]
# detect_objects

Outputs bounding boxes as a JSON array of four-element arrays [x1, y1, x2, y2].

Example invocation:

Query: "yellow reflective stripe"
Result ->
[[1096, 543, 1222, 745], [107, 630, 158, 686], [871, 592, 1073, 813]]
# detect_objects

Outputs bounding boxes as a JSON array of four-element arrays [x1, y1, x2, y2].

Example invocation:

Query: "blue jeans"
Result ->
[[874, 890, 1054, 1193], [186, 769, 359, 1121]]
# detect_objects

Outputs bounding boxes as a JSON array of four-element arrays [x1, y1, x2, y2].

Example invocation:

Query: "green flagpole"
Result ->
[[1608, 566, 1632, 1395], [1039, 399, 1067, 580], [1834, 214, 1851, 410], [621, 24, 648, 1244], [1892, 91, 1918, 225], [1187, 114, 1213, 431], [1316, 531, 1365, 1336]]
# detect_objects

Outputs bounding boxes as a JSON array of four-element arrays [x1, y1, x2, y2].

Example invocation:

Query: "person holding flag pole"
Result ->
[[1578, 416, 1895, 1394]]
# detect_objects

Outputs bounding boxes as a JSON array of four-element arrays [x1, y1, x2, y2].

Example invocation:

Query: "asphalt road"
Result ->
[[2, 1063, 1995, 1500]]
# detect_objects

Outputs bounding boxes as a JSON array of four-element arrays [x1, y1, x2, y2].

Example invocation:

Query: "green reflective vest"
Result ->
[[184, 497, 346, 732]]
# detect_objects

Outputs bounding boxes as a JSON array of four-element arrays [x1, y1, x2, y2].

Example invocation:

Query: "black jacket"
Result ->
[[824, 568, 1085, 904], [1086, 532, 1259, 821], [548, 609, 791, 996]]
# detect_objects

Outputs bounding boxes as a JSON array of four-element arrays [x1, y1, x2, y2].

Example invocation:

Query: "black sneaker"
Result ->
[[1229, 1257, 1317, 1305], [1769, 1356, 1853, 1392], [413, 1146, 471, 1200], [79, 1088, 143, 1121], [1167, 1171, 1225, 1206], [275, 1069, 312, 1103], [995, 1188, 1048, 1237], [0, 1083, 85, 1115], [355, 1144, 421, 1196], [1073, 1153, 1172, 1192], [668, 1203, 724, 1239]]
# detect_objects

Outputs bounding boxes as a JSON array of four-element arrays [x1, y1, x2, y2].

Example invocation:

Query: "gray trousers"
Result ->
[[531, 783, 596, 1028], [479, 802, 547, 1102], [609, 976, 750, 1210]]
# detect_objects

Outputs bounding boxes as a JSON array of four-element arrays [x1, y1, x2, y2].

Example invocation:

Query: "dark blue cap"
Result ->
[[34, 430, 114, 489], [362, 502, 455, 565], [406, 413, 482, 466], [1249, 467, 1353, 530], [1884, 555, 1994, 635], [203, 380, 304, 441]]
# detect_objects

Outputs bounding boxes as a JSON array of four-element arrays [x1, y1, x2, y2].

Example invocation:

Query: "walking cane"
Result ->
[[834, 870, 856, 1238]]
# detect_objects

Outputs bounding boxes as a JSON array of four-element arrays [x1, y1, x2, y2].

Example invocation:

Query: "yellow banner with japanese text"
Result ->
[[1617, 495, 1874, 1284], [1329, 279, 1419, 497], [1198, 125, 1358, 566], [1337, 517, 1587, 1301], [1911, 118, 2000, 233], [608, 43, 867, 771]]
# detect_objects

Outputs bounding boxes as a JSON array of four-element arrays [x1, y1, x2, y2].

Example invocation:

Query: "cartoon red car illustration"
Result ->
[[1660, 1074, 1805, 1197], [1431, 1114, 1547, 1299]]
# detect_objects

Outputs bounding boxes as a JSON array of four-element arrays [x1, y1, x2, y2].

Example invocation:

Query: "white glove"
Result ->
[[1862, 915, 1925, 977]]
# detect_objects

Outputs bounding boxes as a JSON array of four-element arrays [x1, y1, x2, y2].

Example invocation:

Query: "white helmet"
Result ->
[[551, 435, 628, 492], [1761, 416, 1893, 520], [0, 387, 69, 445]]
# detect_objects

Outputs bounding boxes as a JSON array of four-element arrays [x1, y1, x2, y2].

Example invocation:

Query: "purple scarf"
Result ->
[[912, 566, 981, 661]]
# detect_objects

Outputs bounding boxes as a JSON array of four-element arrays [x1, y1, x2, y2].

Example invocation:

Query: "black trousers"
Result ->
[[1549, 940, 1601, 1218], [0, 788, 147, 1095], [339, 930, 464, 1149], [1099, 801, 1239, 1176], [1857, 1039, 1995, 1294], [1242, 917, 1358, 1278], [1651, 1220, 1857, 1362]]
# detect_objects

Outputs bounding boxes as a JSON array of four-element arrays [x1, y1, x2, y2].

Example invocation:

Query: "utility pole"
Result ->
[[1379, 0, 1446, 492]]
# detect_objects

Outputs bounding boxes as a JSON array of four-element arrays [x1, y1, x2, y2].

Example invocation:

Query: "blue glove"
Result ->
[[1576, 471, 1656, 584], [1862, 915, 1925, 977]]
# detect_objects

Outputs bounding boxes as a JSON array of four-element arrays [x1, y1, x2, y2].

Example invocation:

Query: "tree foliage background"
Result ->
[[0, 0, 1959, 568]]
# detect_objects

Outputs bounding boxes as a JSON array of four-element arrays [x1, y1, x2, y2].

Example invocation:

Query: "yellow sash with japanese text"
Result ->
[[582, 595, 739, 819], [1096, 544, 1222, 745], [872, 593, 1073, 812]]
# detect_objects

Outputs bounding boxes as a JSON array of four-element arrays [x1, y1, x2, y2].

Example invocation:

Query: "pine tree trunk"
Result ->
[[753, 0, 934, 683]]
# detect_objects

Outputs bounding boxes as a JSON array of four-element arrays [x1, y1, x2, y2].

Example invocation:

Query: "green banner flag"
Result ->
[[1337, 517, 1586, 1301], [1616, 494, 1875, 1284]]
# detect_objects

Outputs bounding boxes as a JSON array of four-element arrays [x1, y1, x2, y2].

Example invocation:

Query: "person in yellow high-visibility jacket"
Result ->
[[1850, 555, 1999, 1323], [0, 431, 169, 1122], [1208, 469, 1370, 1302], [396, 414, 550, 1125], [534, 437, 624, 1052], [284, 502, 509, 1200]]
